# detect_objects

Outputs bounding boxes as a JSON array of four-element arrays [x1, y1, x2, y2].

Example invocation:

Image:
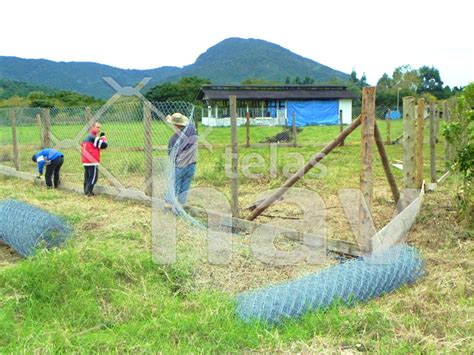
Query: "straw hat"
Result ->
[[166, 112, 189, 126]]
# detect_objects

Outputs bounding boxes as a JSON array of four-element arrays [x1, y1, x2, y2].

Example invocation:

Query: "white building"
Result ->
[[197, 85, 357, 127]]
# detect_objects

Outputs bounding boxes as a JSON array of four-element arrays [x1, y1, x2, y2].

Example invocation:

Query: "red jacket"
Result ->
[[82, 129, 108, 165]]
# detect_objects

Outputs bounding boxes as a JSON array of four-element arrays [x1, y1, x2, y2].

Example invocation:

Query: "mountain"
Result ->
[[0, 77, 56, 99], [0, 57, 181, 99], [0, 38, 350, 98], [180, 38, 349, 84]]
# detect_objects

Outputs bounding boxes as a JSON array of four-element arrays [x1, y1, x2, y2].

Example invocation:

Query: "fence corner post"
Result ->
[[359, 86, 376, 252]]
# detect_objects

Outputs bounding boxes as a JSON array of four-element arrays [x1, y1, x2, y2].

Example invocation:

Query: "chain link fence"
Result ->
[[0, 101, 195, 192]]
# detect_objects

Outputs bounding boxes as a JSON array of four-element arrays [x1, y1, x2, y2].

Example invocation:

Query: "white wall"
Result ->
[[339, 99, 353, 124]]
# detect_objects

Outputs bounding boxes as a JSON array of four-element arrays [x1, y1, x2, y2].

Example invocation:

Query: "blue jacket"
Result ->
[[34, 149, 63, 174]]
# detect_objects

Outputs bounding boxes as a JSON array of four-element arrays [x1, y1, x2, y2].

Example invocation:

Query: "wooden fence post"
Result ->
[[339, 109, 344, 146], [403, 97, 416, 189], [230, 95, 239, 218], [10, 109, 20, 171], [144, 101, 153, 196], [374, 123, 400, 203], [359, 87, 376, 252], [415, 98, 425, 188], [430, 102, 437, 183], [36, 113, 43, 147], [40, 108, 52, 148], [246, 111, 250, 148], [386, 108, 391, 144], [292, 111, 297, 147], [85, 106, 93, 124]]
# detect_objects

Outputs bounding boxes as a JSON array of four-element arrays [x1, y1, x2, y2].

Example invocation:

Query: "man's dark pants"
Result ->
[[45, 156, 64, 188]]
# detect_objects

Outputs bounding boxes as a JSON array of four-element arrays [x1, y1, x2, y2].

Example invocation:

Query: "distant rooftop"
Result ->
[[198, 85, 358, 101]]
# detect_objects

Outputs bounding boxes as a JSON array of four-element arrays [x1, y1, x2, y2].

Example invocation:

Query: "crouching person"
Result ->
[[82, 122, 108, 196], [32, 148, 64, 188], [166, 113, 197, 205]]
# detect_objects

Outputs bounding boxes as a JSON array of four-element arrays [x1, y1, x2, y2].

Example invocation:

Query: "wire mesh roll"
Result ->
[[236, 244, 424, 324], [0, 199, 72, 257]]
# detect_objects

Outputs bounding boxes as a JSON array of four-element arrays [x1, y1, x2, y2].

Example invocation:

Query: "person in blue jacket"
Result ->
[[32, 148, 64, 188]]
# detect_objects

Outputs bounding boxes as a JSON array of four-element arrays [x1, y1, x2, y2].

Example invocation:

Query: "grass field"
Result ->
[[0, 173, 472, 352], [0, 119, 451, 241]]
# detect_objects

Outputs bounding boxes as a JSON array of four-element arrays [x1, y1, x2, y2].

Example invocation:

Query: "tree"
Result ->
[[350, 69, 358, 84], [392, 65, 421, 92], [418, 65, 444, 97], [359, 73, 368, 88], [145, 76, 211, 103], [302, 76, 314, 85], [376, 73, 393, 90]]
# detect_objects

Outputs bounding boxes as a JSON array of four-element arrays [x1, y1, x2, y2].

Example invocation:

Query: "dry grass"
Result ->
[[0, 173, 472, 352]]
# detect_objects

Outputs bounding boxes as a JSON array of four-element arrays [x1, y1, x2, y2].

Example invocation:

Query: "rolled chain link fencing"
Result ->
[[0, 200, 72, 257], [236, 244, 424, 324], [0, 101, 205, 255]]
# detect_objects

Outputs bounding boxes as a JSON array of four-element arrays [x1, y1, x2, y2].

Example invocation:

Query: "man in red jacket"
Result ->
[[81, 122, 108, 196]]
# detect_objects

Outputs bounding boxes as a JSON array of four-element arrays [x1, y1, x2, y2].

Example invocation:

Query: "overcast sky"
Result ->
[[1, 0, 473, 87]]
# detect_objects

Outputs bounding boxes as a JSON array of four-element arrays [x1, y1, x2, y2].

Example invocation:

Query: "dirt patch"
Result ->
[[0, 242, 21, 268]]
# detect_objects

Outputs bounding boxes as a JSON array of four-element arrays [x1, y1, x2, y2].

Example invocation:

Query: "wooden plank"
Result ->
[[403, 97, 416, 188], [10, 109, 20, 171], [143, 101, 153, 196], [430, 101, 437, 183], [359, 87, 376, 252], [229, 95, 239, 218], [374, 123, 400, 203], [437, 170, 450, 184], [246, 115, 362, 221], [371, 183, 425, 252], [415, 98, 425, 188]]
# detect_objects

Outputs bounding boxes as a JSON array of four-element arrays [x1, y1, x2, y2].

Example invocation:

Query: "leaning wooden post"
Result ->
[[359, 87, 376, 252], [430, 101, 437, 183], [246, 111, 250, 148], [230, 95, 239, 218], [339, 109, 345, 146], [386, 108, 391, 144], [292, 111, 297, 147], [10, 109, 20, 171], [247, 115, 362, 221], [374, 123, 400, 203], [41, 107, 52, 148], [403, 97, 416, 189], [415, 98, 425, 188], [143, 101, 153, 196]]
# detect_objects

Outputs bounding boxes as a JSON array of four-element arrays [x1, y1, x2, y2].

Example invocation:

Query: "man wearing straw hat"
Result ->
[[166, 112, 197, 205]]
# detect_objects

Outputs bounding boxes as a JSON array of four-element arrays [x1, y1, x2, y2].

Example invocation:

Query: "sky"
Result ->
[[1, 0, 473, 87]]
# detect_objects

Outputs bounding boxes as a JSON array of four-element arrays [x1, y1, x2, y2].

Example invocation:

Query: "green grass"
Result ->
[[0, 168, 472, 352], [0, 245, 401, 352]]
